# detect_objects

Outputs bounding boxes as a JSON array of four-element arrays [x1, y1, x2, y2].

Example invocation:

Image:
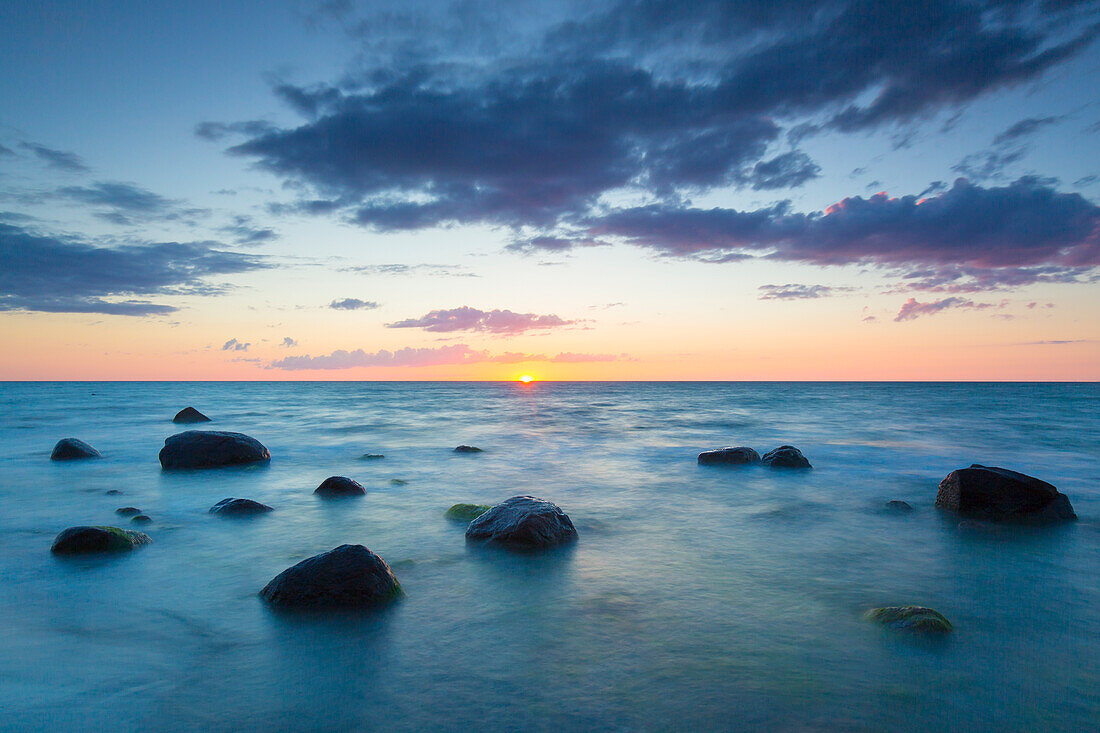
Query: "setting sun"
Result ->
[[518, 375, 536, 383]]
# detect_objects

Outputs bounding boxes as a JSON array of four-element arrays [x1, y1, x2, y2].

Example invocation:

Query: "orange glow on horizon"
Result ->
[[517, 374, 536, 384]]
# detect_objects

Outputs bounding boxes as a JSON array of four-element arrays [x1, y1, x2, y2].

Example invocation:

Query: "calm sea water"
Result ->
[[1, 381, 1098, 732]]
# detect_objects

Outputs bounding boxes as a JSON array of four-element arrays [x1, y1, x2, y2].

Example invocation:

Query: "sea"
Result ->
[[1, 381, 1098, 732]]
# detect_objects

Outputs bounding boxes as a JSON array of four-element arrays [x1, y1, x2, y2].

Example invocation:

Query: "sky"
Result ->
[[1, 0, 1098, 380]]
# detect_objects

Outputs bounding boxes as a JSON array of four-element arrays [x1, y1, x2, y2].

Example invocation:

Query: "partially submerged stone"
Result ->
[[210, 497, 274, 516], [761, 445, 812, 468], [51, 526, 151, 554], [115, 507, 141, 517], [865, 606, 953, 634], [445, 503, 492, 522], [172, 406, 212, 424], [935, 464, 1075, 522], [130, 514, 152, 524], [389, 478, 408, 486], [159, 430, 270, 470], [697, 446, 760, 465], [359, 453, 385, 460], [259, 544, 402, 610], [454, 445, 483, 453], [314, 476, 366, 497], [466, 495, 578, 549], [885, 500, 914, 512], [51, 438, 101, 461]]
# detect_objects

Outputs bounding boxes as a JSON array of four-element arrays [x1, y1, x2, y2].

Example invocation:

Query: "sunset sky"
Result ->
[[1, 0, 1098, 380]]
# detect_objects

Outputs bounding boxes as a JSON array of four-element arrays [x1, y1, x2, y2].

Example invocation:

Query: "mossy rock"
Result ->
[[51, 526, 151, 554], [865, 606, 952, 634], [445, 503, 492, 522]]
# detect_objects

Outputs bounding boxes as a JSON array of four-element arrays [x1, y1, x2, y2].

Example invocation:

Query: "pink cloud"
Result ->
[[386, 306, 574, 334]]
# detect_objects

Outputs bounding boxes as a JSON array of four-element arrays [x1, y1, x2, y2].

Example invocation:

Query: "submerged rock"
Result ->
[[210, 497, 274, 516], [935, 464, 1076, 522], [172, 406, 211, 424], [314, 476, 366, 497], [359, 453, 385, 460], [115, 507, 141, 517], [105, 489, 123, 495], [761, 445, 812, 469], [158, 430, 270, 470], [697, 446, 761, 465], [865, 606, 952, 634], [51, 526, 151, 554], [445, 503, 492, 522], [454, 445, 483, 453], [466, 495, 578, 548], [389, 478, 408, 486], [131, 514, 152, 524], [50, 438, 101, 461], [885, 500, 914, 512], [259, 544, 402, 610]]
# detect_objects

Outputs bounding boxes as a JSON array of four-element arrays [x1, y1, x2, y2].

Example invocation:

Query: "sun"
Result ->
[[517, 375, 536, 384]]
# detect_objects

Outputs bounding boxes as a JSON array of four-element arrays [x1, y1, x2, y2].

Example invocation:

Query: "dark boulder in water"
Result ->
[[115, 507, 141, 517], [51, 526, 151, 554], [698, 446, 761, 465], [259, 544, 402, 610], [466, 495, 578, 549], [359, 453, 385, 460], [445, 503, 492, 522], [131, 514, 152, 524], [172, 406, 211, 424], [158, 431, 270, 470], [761, 445, 812, 469], [454, 445, 483, 453], [210, 498, 274, 516], [314, 476, 366, 497], [935, 464, 1075, 522], [885, 500, 914, 512], [50, 438, 101, 461], [865, 606, 952, 634]]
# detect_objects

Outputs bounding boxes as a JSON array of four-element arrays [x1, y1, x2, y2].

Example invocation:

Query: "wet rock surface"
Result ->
[[466, 495, 578, 548], [51, 438, 101, 461], [314, 476, 366, 497], [51, 526, 151, 554], [172, 407, 212, 424], [259, 544, 402, 610], [697, 446, 761, 465], [159, 431, 270, 470], [761, 445, 812, 468], [210, 498, 274, 516], [935, 464, 1076, 522]]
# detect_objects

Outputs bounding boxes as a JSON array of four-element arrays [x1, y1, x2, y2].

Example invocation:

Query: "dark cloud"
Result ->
[[219, 215, 277, 244], [954, 115, 1066, 182], [893, 296, 998, 321], [992, 116, 1063, 145], [745, 151, 821, 190], [329, 297, 380, 310], [20, 143, 89, 172], [194, 120, 276, 142], [386, 306, 574, 333], [1075, 174, 1099, 186], [280, 336, 299, 347], [758, 284, 841, 300], [57, 182, 173, 213], [222, 338, 250, 351], [267, 342, 630, 369], [0, 223, 266, 316]]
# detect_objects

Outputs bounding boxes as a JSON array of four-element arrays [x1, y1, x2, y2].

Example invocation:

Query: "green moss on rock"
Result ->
[[445, 503, 492, 522], [865, 606, 953, 634]]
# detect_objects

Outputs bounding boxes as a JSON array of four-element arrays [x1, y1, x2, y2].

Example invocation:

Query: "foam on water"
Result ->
[[1, 382, 1098, 731]]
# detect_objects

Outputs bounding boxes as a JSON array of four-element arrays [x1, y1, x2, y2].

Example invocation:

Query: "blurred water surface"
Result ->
[[1, 381, 1098, 731]]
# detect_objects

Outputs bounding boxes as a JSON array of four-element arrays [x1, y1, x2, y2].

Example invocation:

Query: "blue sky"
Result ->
[[1, 0, 1098, 379]]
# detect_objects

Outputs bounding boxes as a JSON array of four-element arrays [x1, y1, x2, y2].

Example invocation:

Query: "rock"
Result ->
[[105, 489, 123, 495], [466, 495, 578, 548], [454, 445, 483, 453], [259, 544, 402, 610], [935, 464, 1076, 522], [359, 453, 385, 460], [865, 606, 952, 634], [50, 438, 101, 461], [172, 406, 211, 424], [131, 515, 152, 524], [51, 526, 151, 554], [158, 430, 270, 470], [697, 446, 760, 465], [445, 503, 492, 522], [210, 498, 274, 516], [761, 445, 812, 468], [115, 507, 141, 517], [389, 478, 408, 486], [885, 500, 914, 512], [314, 476, 366, 497]]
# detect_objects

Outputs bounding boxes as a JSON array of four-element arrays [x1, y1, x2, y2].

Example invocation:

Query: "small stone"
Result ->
[[761, 445, 812, 468], [865, 606, 952, 634], [454, 445, 483, 453], [51, 526, 151, 554], [115, 507, 141, 517], [445, 503, 492, 522], [359, 453, 385, 460], [172, 406, 212, 424], [105, 490, 123, 496], [697, 446, 761, 465], [314, 476, 366, 497], [389, 478, 409, 486], [466, 496, 578, 549], [259, 544, 403, 610], [885, 500, 914, 512], [130, 515, 152, 524], [210, 498, 274, 516], [51, 438, 101, 461]]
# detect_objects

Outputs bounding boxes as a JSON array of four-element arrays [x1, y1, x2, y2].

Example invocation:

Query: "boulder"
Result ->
[[761, 445, 812, 468], [445, 503, 492, 522], [885, 500, 914, 513], [466, 496, 578, 548], [131, 515, 152, 524], [158, 431, 270, 470], [454, 445, 483, 453], [105, 489, 123, 495], [115, 507, 141, 517], [50, 438, 101, 461], [259, 544, 402, 610], [865, 606, 952, 634], [359, 453, 385, 460], [314, 476, 366, 497], [210, 498, 274, 516], [697, 446, 760, 465], [389, 479, 408, 486], [935, 464, 1076, 522], [51, 526, 151, 554], [172, 406, 211, 424]]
